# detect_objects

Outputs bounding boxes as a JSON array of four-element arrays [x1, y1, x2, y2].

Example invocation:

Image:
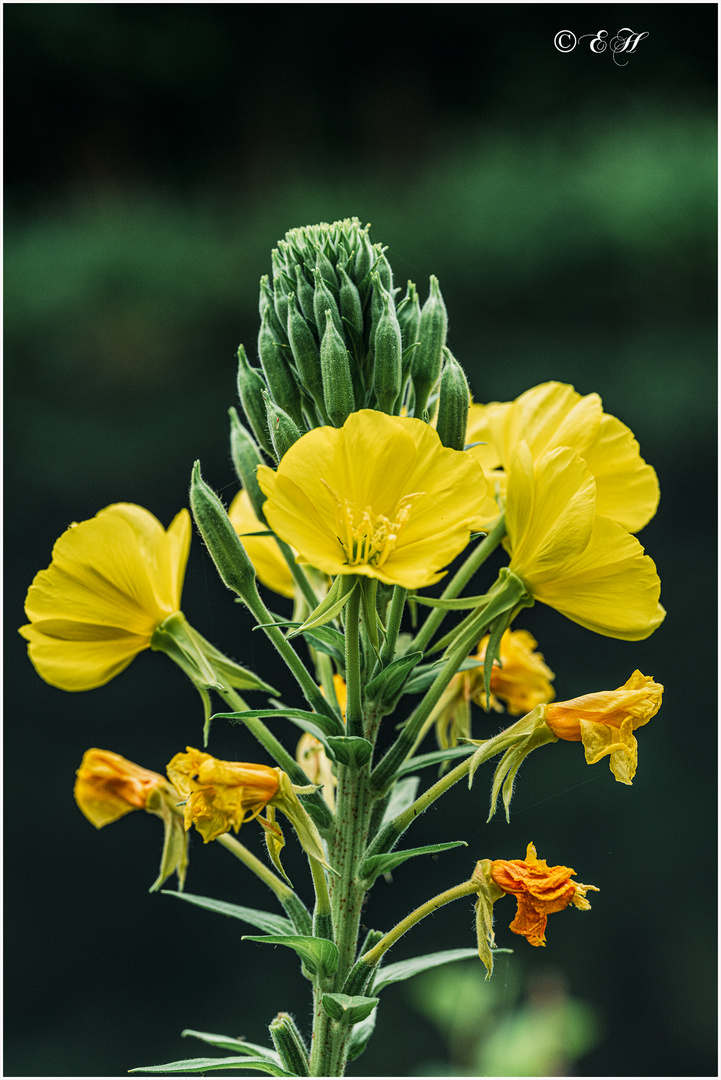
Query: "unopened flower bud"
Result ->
[[313, 266, 343, 338], [396, 280, 421, 351], [190, 461, 257, 599], [286, 292, 325, 411], [314, 244, 339, 292], [435, 347, 470, 450], [228, 406, 267, 523], [294, 265, 317, 328], [337, 262, 364, 335], [412, 275, 448, 415], [264, 392, 303, 461], [237, 344, 275, 458], [259, 274, 286, 343], [373, 291, 402, 414], [320, 309, 355, 427], [258, 308, 303, 429]]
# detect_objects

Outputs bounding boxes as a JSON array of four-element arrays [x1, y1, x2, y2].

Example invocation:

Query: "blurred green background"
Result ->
[[5, 4, 716, 1077]]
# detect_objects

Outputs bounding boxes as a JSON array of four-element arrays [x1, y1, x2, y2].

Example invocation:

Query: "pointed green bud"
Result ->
[[313, 267, 343, 338], [189, 461, 257, 600], [273, 276, 292, 337], [269, 1013, 310, 1077], [353, 229, 375, 305], [286, 292, 325, 411], [314, 244, 339, 292], [320, 309, 355, 427], [259, 274, 286, 343], [435, 347, 470, 451], [411, 275, 448, 415], [237, 344, 275, 458], [228, 406, 267, 523], [258, 307, 303, 428], [372, 246, 393, 294], [396, 280, 421, 350], [373, 291, 402, 413], [264, 392, 303, 461], [337, 262, 364, 335], [294, 265, 317, 328]]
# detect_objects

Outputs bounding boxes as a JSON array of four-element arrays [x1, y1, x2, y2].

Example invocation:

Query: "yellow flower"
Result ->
[[467, 382, 659, 533], [20, 504, 191, 691], [228, 489, 295, 599], [505, 442, 664, 640], [74, 748, 188, 889], [544, 669, 662, 784], [472, 629, 555, 715], [166, 747, 280, 843], [486, 842, 598, 948], [256, 409, 495, 590]]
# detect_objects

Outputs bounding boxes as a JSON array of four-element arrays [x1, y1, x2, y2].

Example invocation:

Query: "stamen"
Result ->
[[319, 478, 425, 569]]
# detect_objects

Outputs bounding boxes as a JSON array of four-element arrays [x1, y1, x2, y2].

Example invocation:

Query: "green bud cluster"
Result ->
[[234, 217, 462, 450]]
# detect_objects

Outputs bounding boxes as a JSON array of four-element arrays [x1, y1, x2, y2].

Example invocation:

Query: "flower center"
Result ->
[[321, 480, 421, 569]]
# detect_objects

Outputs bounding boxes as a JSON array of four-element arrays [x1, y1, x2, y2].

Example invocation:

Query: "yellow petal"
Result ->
[[582, 413, 659, 532], [579, 716, 638, 783], [18, 621, 149, 690], [228, 490, 295, 599]]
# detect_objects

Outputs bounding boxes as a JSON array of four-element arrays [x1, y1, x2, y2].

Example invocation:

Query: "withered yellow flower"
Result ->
[[74, 748, 188, 890], [544, 669, 662, 784], [257, 410, 495, 590], [166, 748, 280, 843], [20, 504, 190, 690], [470, 843, 597, 977], [228, 489, 295, 599], [467, 381, 659, 533], [505, 442, 664, 640]]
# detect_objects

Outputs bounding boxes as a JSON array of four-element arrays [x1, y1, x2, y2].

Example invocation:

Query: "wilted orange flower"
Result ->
[[543, 670, 662, 784], [74, 748, 188, 890], [489, 842, 598, 947], [75, 748, 171, 828], [167, 747, 280, 843]]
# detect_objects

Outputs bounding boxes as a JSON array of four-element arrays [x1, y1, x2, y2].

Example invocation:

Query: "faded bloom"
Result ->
[[166, 747, 280, 843], [467, 381, 659, 533], [296, 734, 337, 811], [544, 669, 663, 784], [473, 629, 555, 715], [74, 748, 188, 890], [228, 488, 295, 599], [20, 504, 191, 690], [257, 410, 496, 590]]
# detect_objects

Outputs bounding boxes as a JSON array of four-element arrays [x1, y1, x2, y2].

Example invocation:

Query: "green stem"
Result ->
[[216, 833, 312, 935], [344, 583, 363, 739], [275, 537, 320, 610], [380, 585, 406, 666], [411, 512, 506, 655], [361, 880, 478, 968], [310, 856, 334, 942]]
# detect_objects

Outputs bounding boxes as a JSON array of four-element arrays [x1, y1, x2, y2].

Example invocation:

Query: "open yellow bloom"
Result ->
[[467, 381, 659, 533], [505, 442, 664, 640], [544, 670, 662, 784], [228, 489, 295, 599], [487, 842, 598, 948], [20, 504, 191, 690], [75, 748, 188, 889], [167, 747, 280, 843], [256, 409, 495, 590]]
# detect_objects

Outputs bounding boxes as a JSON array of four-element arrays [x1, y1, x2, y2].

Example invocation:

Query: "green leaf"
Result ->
[[403, 656, 482, 695], [326, 735, 372, 767], [129, 1056, 293, 1075], [413, 592, 491, 610], [161, 891, 293, 936], [365, 651, 423, 702], [380, 775, 419, 827], [372, 948, 484, 993], [300, 625, 346, 664], [181, 1031, 281, 1063], [361, 841, 468, 884], [395, 745, 475, 776], [213, 706, 344, 739], [242, 934, 339, 979], [346, 1010, 377, 1062], [321, 993, 379, 1025], [283, 716, 336, 759], [286, 575, 357, 637]]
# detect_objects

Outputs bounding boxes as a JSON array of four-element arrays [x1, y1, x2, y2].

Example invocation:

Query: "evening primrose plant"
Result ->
[[21, 217, 665, 1077]]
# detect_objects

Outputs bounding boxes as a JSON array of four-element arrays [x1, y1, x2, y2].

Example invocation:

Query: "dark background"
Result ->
[[4, 4, 717, 1077]]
